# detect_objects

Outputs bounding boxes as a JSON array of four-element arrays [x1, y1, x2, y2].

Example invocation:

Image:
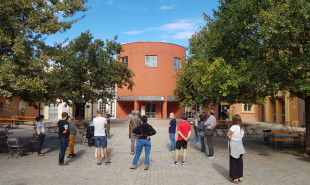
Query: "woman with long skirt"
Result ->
[[226, 114, 246, 184]]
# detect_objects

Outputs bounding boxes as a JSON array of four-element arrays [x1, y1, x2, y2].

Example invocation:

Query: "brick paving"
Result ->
[[0, 120, 309, 185]]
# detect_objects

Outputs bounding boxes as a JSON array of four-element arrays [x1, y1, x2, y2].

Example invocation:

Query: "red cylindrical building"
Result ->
[[116, 42, 185, 119]]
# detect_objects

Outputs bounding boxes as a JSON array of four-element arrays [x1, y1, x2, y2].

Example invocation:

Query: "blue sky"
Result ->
[[45, 0, 219, 49]]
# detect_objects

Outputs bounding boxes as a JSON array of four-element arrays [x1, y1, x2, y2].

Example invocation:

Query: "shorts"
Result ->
[[94, 136, 107, 148], [176, 139, 188, 150]]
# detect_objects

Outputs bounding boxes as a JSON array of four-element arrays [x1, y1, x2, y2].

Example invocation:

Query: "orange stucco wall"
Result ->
[[0, 96, 39, 118], [116, 42, 186, 119]]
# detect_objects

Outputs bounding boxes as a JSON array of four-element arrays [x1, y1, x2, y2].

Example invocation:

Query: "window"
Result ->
[[145, 55, 157, 67], [242, 104, 254, 113], [174, 58, 181, 69], [121, 56, 128, 65], [99, 101, 107, 113], [0, 102, 3, 112]]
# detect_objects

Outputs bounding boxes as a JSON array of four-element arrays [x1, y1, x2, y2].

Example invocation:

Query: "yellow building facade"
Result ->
[[263, 92, 305, 126]]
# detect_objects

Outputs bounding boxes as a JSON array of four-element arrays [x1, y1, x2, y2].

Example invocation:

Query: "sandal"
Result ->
[[232, 179, 239, 184], [129, 166, 136, 169]]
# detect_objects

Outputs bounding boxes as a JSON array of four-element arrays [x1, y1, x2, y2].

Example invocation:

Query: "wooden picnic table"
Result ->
[[215, 120, 231, 136], [264, 130, 306, 148]]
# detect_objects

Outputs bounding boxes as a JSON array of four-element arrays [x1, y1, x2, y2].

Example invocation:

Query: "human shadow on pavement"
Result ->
[[212, 163, 230, 182], [66, 149, 86, 163]]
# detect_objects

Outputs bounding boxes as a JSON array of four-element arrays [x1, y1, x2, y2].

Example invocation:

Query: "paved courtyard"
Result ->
[[0, 120, 309, 185]]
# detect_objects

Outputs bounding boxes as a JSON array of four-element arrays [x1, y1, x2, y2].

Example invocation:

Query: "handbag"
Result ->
[[199, 131, 205, 137]]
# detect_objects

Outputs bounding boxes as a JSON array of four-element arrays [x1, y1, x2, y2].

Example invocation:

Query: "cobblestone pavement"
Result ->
[[0, 120, 309, 185]]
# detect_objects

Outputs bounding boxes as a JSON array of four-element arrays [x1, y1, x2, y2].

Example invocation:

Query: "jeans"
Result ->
[[37, 133, 45, 154], [59, 137, 69, 164], [195, 131, 201, 143], [200, 135, 206, 153], [206, 130, 214, 156], [133, 139, 151, 166], [169, 133, 176, 151], [131, 134, 138, 153]]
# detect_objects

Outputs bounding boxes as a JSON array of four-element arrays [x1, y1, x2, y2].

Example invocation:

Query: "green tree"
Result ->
[[0, 0, 88, 107], [50, 31, 134, 117], [175, 0, 310, 153]]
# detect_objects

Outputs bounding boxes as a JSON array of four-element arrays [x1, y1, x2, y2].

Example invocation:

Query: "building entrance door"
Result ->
[[146, 102, 156, 119]]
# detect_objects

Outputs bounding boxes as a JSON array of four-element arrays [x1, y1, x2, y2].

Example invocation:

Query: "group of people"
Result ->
[[168, 110, 245, 183], [35, 108, 245, 182], [36, 112, 80, 165]]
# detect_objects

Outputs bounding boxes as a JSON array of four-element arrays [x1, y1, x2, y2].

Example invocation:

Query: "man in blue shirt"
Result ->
[[168, 112, 177, 151]]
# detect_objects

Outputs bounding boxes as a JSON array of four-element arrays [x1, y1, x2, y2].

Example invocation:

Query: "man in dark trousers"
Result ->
[[58, 112, 70, 165], [204, 110, 216, 159]]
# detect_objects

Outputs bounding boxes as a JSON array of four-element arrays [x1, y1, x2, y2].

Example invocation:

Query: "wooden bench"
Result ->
[[273, 138, 306, 149]]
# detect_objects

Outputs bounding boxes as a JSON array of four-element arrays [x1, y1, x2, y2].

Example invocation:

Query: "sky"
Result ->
[[45, 0, 220, 49]]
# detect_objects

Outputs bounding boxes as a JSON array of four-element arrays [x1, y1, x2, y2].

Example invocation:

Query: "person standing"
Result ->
[[204, 110, 216, 159], [193, 108, 200, 144], [58, 112, 70, 165], [67, 117, 78, 158], [130, 110, 142, 155], [127, 110, 134, 138], [197, 114, 206, 154], [93, 110, 111, 165], [130, 116, 156, 170], [105, 111, 112, 139], [36, 115, 46, 156], [171, 114, 191, 166], [226, 114, 245, 184], [168, 113, 177, 151]]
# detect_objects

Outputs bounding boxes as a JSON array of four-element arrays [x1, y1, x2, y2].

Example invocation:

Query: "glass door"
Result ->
[[146, 102, 156, 118]]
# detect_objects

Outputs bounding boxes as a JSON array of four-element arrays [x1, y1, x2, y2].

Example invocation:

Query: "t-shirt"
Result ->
[[93, 117, 107, 136], [37, 122, 46, 135], [127, 113, 134, 120], [177, 121, 191, 141], [58, 120, 70, 138], [106, 113, 111, 124], [230, 125, 244, 141], [169, 118, 176, 133], [69, 124, 78, 136]]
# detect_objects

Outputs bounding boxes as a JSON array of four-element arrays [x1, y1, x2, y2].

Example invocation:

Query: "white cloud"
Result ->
[[159, 5, 174, 10], [171, 31, 194, 39], [160, 20, 194, 31], [123, 19, 202, 40], [105, 0, 114, 5], [123, 30, 143, 35]]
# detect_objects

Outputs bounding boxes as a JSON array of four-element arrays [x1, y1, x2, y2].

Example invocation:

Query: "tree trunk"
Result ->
[[305, 96, 310, 155]]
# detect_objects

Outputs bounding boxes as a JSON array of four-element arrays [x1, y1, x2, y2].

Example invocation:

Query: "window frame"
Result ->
[[174, 57, 181, 69], [241, 104, 254, 113], [145, 55, 157, 67], [121, 56, 128, 65]]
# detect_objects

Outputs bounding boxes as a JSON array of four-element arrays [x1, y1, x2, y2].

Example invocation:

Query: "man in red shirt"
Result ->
[[171, 113, 191, 166]]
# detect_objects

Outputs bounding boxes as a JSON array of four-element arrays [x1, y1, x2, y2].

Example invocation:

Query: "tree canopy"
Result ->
[[0, 0, 88, 107], [49, 31, 135, 106], [174, 0, 310, 152]]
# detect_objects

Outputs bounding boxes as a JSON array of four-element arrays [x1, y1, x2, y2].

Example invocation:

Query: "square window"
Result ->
[[121, 56, 128, 64], [174, 58, 181, 69], [145, 55, 157, 67], [243, 104, 252, 112]]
